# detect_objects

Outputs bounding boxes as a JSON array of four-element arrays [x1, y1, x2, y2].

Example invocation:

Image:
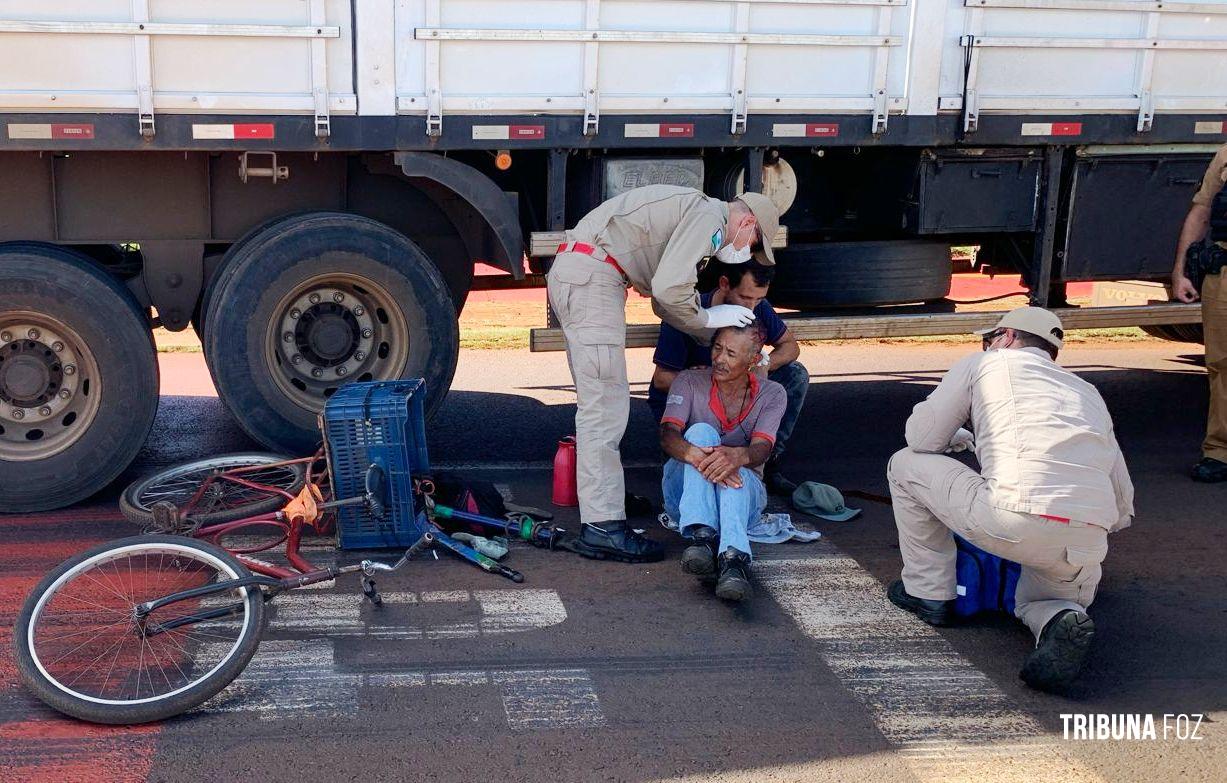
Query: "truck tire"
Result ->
[[1140, 324, 1204, 343], [767, 240, 952, 309], [0, 243, 159, 512], [193, 212, 310, 341], [203, 212, 458, 454]]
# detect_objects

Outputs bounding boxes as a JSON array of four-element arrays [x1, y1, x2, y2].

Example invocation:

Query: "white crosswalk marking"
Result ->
[[493, 669, 606, 730], [195, 589, 604, 730], [264, 588, 567, 639], [759, 553, 1104, 782]]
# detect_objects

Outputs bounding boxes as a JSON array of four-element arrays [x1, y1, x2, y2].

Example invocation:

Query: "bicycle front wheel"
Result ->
[[13, 535, 265, 724]]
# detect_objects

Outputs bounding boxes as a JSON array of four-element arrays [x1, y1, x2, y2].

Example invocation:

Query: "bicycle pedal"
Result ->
[[361, 577, 382, 607], [150, 501, 182, 532]]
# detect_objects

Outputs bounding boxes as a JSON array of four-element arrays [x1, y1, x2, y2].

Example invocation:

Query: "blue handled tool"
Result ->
[[430, 528, 525, 583]]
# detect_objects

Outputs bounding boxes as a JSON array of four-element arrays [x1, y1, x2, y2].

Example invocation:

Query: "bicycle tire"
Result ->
[[120, 452, 306, 528], [13, 534, 266, 724]]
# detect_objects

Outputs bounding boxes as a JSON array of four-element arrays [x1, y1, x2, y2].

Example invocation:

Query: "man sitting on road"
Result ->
[[658, 323, 786, 602], [648, 261, 806, 495], [886, 307, 1134, 692]]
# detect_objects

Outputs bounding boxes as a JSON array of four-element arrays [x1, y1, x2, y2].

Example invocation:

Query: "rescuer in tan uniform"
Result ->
[[885, 307, 1134, 692], [547, 185, 780, 562], [1171, 142, 1227, 483]]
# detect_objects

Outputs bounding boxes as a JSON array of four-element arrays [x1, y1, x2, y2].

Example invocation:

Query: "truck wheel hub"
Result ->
[[296, 303, 359, 366], [268, 277, 410, 412], [0, 316, 99, 461], [0, 340, 62, 406]]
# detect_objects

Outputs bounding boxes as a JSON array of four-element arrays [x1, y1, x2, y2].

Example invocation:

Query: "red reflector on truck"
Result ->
[[7, 123, 94, 140], [472, 125, 545, 140], [771, 123, 839, 138], [192, 123, 275, 140], [624, 123, 694, 138], [1020, 122, 1082, 137]]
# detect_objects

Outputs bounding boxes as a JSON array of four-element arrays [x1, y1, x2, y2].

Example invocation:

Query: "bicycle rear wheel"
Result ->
[[120, 452, 306, 528], [13, 534, 265, 724]]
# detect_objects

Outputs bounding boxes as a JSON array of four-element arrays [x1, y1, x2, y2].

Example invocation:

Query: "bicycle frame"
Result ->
[[178, 453, 333, 579]]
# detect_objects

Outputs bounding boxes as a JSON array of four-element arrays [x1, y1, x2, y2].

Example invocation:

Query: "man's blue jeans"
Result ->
[[649, 361, 808, 461], [662, 423, 766, 559]]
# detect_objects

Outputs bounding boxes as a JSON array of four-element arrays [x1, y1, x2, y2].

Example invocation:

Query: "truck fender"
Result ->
[[393, 152, 525, 279]]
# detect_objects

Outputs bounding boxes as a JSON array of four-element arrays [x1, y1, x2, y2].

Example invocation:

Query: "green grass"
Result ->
[[805, 326, 1155, 347], [460, 327, 532, 350]]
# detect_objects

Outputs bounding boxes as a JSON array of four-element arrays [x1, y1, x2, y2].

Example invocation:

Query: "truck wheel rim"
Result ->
[[265, 273, 410, 411], [0, 312, 103, 462]]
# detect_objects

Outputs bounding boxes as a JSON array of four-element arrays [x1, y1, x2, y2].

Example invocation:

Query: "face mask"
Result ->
[[715, 222, 754, 264], [716, 243, 752, 264]]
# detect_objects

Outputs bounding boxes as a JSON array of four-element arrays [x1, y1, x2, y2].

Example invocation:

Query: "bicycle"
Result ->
[[11, 451, 544, 725]]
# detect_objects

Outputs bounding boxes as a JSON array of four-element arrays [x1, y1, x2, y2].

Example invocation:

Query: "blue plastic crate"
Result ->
[[323, 380, 431, 549]]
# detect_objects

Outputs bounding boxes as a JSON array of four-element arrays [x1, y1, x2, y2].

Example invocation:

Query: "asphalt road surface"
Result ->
[[2, 340, 1224, 783]]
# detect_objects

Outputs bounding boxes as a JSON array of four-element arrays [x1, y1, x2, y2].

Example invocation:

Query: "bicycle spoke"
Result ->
[[98, 627, 130, 697], [49, 588, 130, 618], [43, 616, 132, 669], [80, 566, 131, 605], [141, 634, 176, 692], [61, 629, 133, 689]]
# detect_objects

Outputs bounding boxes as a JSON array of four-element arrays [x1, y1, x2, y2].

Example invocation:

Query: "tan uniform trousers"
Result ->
[[887, 448, 1109, 640], [547, 251, 631, 524], [1203, 271, 1227, 462]]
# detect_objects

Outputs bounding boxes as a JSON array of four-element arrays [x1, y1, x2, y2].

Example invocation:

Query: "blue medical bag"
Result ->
[[954, 535, 1021, 618]]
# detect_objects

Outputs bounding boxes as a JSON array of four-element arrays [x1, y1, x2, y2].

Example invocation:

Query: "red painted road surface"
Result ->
[[1, 507, 161, 783]]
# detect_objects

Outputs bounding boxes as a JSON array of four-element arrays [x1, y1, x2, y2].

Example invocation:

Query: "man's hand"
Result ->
[[1172, 273, 1200, 303], [701, 304, 756, 329], [698, 446, 746, 488], [946, 428, 975, 454], [686, 444, 715, 468]]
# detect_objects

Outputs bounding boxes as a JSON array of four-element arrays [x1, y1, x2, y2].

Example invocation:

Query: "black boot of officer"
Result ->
[[1191, 457, 1227, 483], [572, 520, 665, 563], [887, 580, 954, 626]]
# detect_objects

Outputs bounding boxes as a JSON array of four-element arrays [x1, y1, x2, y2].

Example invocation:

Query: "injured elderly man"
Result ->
[[658, 323, 787, 602]]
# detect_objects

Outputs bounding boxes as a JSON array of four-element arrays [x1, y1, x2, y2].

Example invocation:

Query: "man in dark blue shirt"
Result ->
[[649, 262, 808, 495]]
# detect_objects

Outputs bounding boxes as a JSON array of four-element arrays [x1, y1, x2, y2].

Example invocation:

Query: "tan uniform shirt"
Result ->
[[1193, 143, 1227, 250], [567, 185, 728, 336], [905, 348, 1135, 530]]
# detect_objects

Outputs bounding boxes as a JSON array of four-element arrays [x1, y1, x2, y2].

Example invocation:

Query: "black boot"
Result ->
[[1020, 609, 1095, 693], [570, 521, 665, 563], [681, 526, 718, 576], [714, 551, 752, 602], [1191, 457, 1227, 483], [764, 457, 798, 497], [887, 580, 955, 627]]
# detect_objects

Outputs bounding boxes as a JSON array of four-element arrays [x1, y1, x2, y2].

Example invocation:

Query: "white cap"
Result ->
[[974, 306, 1065, 349]]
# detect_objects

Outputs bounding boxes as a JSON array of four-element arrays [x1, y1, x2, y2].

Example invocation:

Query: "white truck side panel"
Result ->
[[0, 0, 356, 114], [394, 0, 912, 125], [3, 0, 1226, 126], [947, 0, 1227, 121]]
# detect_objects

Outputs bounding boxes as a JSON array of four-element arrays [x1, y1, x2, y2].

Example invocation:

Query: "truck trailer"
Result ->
[[0, 0, 1222, 510]]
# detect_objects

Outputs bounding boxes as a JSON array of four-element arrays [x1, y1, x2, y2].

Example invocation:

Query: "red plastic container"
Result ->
[[552, 436, 578, 507]]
